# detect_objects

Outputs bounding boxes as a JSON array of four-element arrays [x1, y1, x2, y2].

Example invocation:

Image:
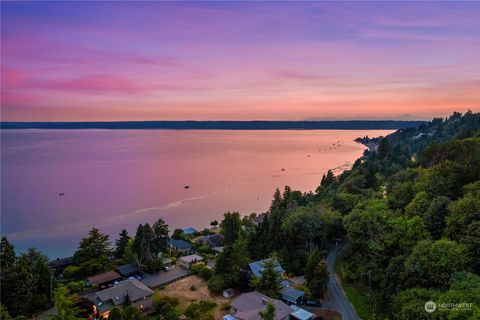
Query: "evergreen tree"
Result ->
[[114, 229, 131, 259], [108, 307, 124, 320], [257, 260, 281, 298], [308, 260, 329, 300], [305, 246, 321, 284], [152, 218, 169, 255], [73, 227, 111, 264], [258, 302, 275, 320], [220, 212, 242, 245], [53, 285, 80, 320], [270, 188, 282, 210]]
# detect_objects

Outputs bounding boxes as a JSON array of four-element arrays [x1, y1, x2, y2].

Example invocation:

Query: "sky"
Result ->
[[1, 1, 479, 121]]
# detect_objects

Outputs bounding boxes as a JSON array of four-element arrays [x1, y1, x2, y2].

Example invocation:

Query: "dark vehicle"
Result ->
[[304, 300, 322, 307]]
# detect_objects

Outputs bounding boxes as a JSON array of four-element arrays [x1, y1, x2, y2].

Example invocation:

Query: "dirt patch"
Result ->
[[156, 275, 231, 319]]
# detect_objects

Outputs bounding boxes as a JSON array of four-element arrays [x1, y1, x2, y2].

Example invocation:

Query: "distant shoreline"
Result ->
[[0, 120, 424, 130]]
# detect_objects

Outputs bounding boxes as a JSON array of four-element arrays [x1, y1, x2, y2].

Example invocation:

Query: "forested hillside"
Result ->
[[221, 111, 480, 319]]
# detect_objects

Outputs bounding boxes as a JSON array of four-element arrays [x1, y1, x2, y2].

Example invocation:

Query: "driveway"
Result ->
[[323, 243, 360, 320], [141, 263, 192, 289]]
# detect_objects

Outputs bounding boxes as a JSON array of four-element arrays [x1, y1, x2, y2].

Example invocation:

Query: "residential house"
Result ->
[[280, 287, 305, 306], [115, 264, 140, 279], [168, 238, 193, 254], [224, 291, 292, 320], [182, 227, 198, 236], [87, 279, 153, 318], [179, 254, 204, 269], [85, 271, 122, 288], [196, 233, 225, 253], [247, 259, 285, 279]]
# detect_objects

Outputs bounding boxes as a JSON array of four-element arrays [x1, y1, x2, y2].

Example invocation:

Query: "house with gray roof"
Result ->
[[247, 259, 285, 279], [279, 287, 305, 306], [224, 291, 292, 320], [87, 279, 153, 317]]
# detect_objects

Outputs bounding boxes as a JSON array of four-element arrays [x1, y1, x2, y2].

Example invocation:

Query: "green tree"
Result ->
[[308, 260, 329, 300], [74, 227, 111, 264], [171, 229, 186, 241], [153, 295, 179, 320], [305, 246, 321, 284], [184, 300, 216, 320], [404, 239, 468, 290], [220, 212, 242, 245], [122, 305, 143, 320], [108, 307, 124, 320], [257, 259, 281, 298], [53, 285, 80, 320], [114, 229, 131, 259], [152, 218, 169, 255], [210, 220, 219, 229], [258, 302, 275, 320]]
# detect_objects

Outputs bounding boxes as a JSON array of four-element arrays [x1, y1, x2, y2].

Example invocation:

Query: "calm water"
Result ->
[[1, 129, 391, 258]]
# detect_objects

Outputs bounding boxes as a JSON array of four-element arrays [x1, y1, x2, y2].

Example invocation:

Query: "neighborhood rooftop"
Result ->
[[229, 291, 292, 320], [88, 279, 153, 313], [168, 238, 192, 250], [248, 259, 285, 278], [182, 227, 198, 235], [85, 271, 121, 286]]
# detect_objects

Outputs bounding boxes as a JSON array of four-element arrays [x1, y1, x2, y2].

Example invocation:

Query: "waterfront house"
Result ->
[[247, 259, 285, 279], [182, 227, 198, 236], [168, 238, 193, 254], [279, 287, 305, 306], [223, 291, 292, 320], [179, 254, 204, 269], [86, 271, 122, 288], [87, 279, 153, 318]]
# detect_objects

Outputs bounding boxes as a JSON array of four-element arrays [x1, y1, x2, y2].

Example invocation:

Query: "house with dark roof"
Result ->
[[168, 238, 193, 254], [247, 259, 285, 279], [85, 271, 122, 288], [223, 291, 292, 320], [115, 264, 140, 278], [195, 233, 225, 251], [86, 279, 153, 318]]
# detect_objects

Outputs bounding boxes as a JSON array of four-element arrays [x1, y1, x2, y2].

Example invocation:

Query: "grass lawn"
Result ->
[[335, 253, 389, 320], [155, 275, 231, 319]]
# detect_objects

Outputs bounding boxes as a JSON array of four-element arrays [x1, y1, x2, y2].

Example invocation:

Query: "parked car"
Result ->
[[304, 300, 322, 307]]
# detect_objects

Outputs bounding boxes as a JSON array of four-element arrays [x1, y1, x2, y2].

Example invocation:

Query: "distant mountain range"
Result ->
[[0, 120, 425, 130]]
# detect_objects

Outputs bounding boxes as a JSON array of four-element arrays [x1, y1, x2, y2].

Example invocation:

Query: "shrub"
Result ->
[[190, 285, 197, 291], [207, 275, 225, 294]]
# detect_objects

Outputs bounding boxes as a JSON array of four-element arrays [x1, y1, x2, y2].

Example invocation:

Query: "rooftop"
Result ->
[[179, 254, 204, 264], [248, 259, 285, 278], [168, 238, 192, 250], [230, 291, 292, 320], [290, 305, 315, 320], [182, 227, 198, 235], [86, 271, 121, 286], [280, 287, 305, 300], [116, 264, 139, 277], [89, 279, 153, 313]]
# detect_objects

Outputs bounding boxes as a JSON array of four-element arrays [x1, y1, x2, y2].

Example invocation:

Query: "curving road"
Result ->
[[323, 243, 360, 320]]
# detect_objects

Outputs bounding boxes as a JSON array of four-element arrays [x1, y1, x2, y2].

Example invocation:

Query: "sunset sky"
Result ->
[[1, 1, 479, 121]]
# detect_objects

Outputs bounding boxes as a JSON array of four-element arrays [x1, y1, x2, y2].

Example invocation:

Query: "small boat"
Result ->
[[281, 168, 285, 171], [184, 185, 190, 189], [58, 192, 65, 196]]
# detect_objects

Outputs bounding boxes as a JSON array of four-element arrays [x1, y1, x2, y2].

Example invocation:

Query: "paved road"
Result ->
[[323, 243, 360, 320]]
